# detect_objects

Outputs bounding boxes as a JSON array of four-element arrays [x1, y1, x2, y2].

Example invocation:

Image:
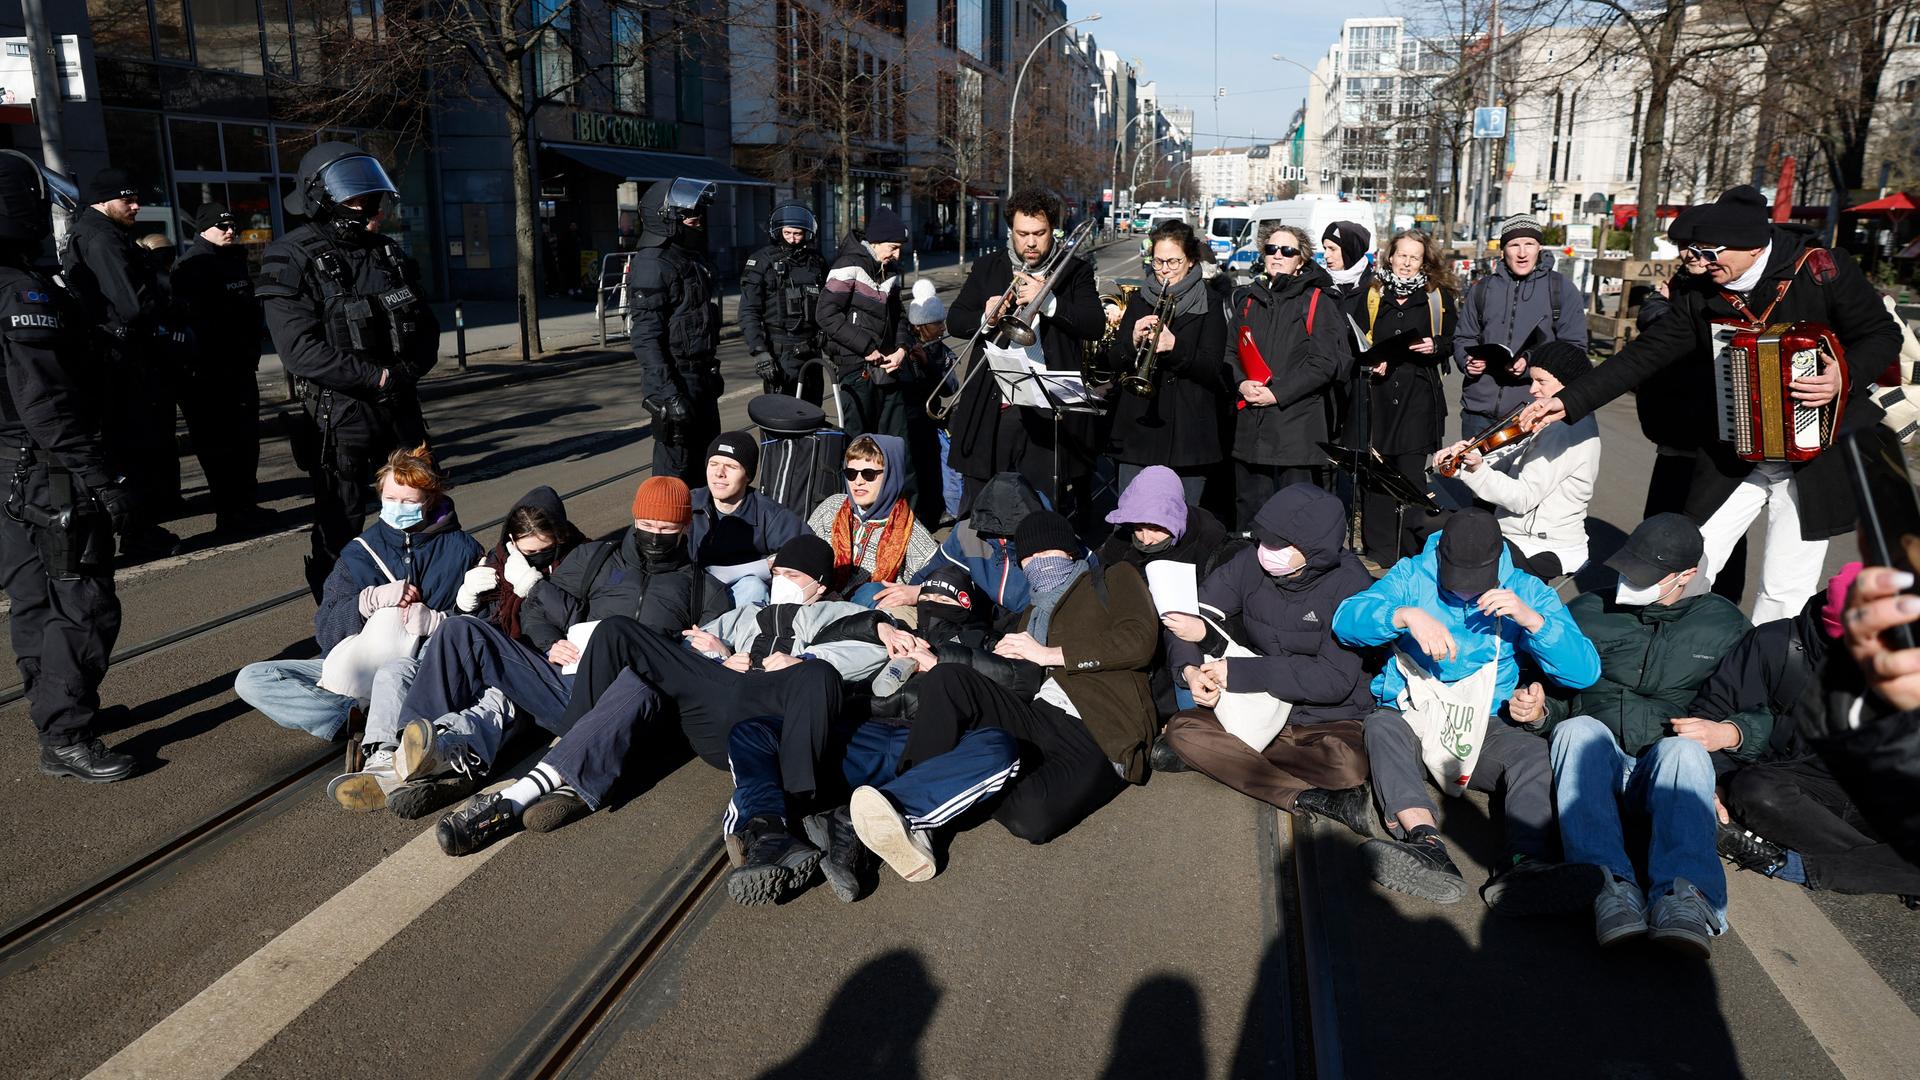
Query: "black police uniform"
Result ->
[[631, 183, 721, 487], [173, 232, 265, 531], [739, 239, 825, 403]]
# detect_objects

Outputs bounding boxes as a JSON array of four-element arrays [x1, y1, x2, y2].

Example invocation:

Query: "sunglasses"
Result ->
[[1681, 244, 1729, 264], [214, 221, 236, 231], [1262, 244, 1301, 258], [843, 467, 884, 482]]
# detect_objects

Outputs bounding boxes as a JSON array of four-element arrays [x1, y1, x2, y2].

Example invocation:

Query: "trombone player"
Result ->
[[945, 188, 1105, 518]]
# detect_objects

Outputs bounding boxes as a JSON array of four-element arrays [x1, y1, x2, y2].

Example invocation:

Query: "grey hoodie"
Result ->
[[1453, 249, 1588, 419]]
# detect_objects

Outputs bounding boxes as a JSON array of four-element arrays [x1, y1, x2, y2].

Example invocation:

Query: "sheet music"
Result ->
[[985, 344, 1053, 408], [561, 620, 600, 676], [1144, 561, 1200, 616]]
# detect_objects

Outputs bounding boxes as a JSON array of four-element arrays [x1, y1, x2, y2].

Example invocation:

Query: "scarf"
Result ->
[[830, 496, 915, 591], [1326, 260, 1369, 291], [1383, 270, 1428, 298], [1025, 560, 1087, 646], [1142, 264, 1211, 321]]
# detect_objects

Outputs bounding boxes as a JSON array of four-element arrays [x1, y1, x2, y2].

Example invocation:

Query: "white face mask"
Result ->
[[1616, 573, 1677, 607], [770, 576, 812, 606]]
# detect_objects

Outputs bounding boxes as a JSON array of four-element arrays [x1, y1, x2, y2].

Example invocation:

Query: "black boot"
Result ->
[[803, 805, 870, 903], [1481, 856, 1606, 917], [725, 815, 821, 907], [1361, 827, 1466, 904], [1716, 822, 1787, 876], [1149, 736, 1190, 774], [387, 772, 483, 821], [1293, 784, 1379, 839], [40, 739, 135, 783], [435, 792, 519, 856]]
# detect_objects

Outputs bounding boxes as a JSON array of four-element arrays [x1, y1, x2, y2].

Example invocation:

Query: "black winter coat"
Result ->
[[1558, 227, 1900, 538], [1632, 270, 1721, 449], [61, 206, 162, 338], [628, 239, 720, 400], [1224, 263, 1353, 467], [173, 238, 263, 372], [1689, 596, 1829, 764], [738, 241, 826, 360], [1108, 289, 1231, 467], [815, 232, 911, 377], [522, 528, 732, 651], [1364, 284, 1457, 455]]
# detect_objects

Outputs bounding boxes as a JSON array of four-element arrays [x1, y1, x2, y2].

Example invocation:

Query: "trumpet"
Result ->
[[1120, 285, 1178, 398]]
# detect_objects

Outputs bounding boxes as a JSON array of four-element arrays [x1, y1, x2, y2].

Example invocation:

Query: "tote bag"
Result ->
[[317, 538, 424, 702], [1201, 613, 1293, 752], [1390, 631, 1501, 795]]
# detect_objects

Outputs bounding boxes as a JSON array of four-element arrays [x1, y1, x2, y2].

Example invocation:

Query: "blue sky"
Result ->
[[1076, 0, 1396, 150]]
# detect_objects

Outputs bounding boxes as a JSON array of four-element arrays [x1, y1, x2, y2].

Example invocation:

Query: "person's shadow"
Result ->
[[1098, 973, 1207, 1079], [756, 949, 941, 1080]]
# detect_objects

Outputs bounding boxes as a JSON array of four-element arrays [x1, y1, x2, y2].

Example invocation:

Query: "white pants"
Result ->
[[1698, 461, 1827, 625]]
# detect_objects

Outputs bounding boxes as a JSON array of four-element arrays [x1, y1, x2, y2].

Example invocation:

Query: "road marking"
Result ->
[[85, 820, 513, 1080], [1727, 870, 1920, 1080]]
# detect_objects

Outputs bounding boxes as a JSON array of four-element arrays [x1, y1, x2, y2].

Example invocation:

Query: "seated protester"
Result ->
[[1160, 484, 1376, 834], [236, 446, 482, 742], [330, 486, 585, 816], [1693, 565, 1920, 898], [1332, 509, 1602, 911], [1511, 514, 1752, 956], [878, 470, 1047, 613], [894, 511, 1159, 845], [690, 430, 806, 608], [1435, 341, 1601, 580], [807, 433, 938, 606], [1823, 565, 1920, 871]]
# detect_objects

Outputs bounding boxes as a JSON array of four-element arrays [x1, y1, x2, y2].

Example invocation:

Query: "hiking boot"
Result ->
[[849, 786, 938, 883], [395, 718, 474, 782], [341, 707, 368, 774], [328, 748, 400, 812], [386, 771, 483, 820], [1648, 878, 1719, 958], [1360, 831, 1465, 904], [1481, 857, 1605, 917], [803, 805, 870, 903], [1594, 874, 1650, 948], [523, 789, 592, 834], [39, 738, 135, 784], [119, 523, 182, 562], [724, 815, 822, 907], [1149, 736, 1191, 774], [1294, 785, 1379, 840], [436, 792, 520, 856], [1716, 822, 1787, 876]]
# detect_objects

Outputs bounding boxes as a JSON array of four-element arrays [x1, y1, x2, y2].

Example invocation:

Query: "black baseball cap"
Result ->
[[1437, 509, 1503, 595], [1605, 513, 1705, 587]]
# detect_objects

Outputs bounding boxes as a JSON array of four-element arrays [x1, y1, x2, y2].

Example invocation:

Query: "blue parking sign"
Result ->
[[1473, 107, 1508, 139]]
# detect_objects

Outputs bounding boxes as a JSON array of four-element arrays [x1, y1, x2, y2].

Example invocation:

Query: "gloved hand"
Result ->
[[456, 564, 499, 612], [503, 547, 543, 597], [401, 603, 446, 637], [644, 393, 691, 446], [661, 394, 691, 423], [358, 579, 411, 617], [753, 352, 781, 384], [93, 482, 136, 537]]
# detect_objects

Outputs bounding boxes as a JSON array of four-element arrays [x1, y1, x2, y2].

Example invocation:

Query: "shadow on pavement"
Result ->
[[754, 948, 941, 1080], [1099, 973, 1208, 1079]]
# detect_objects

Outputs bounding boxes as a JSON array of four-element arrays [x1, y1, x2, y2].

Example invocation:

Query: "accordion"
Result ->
[[1711, 321, 1848, 462]]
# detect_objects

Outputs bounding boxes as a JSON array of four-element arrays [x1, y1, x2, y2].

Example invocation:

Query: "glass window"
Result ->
[[155, 0, 193, 61], [176, 180, 228, 231], [225, 123, 272, 173], [193, 0, 267, 74], [170, 118, 224, 172], [350, 0, 385, 40], [677, 49, 703, 124], [612, 6, 646, 114], [87, 0, 154, 59], [277, 125, 319, 175], [103, 110, 170, 208], [263, 0, 297, 74], [533, 0, 574, 101]]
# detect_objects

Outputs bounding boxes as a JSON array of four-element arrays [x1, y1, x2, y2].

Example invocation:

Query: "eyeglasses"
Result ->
[[214, 221, 236, 232], [843, 467, 884, 482], [1681, 244, 1729, 265], [1262, 244, 1301, 258], [1150, 257, 1188, 270]]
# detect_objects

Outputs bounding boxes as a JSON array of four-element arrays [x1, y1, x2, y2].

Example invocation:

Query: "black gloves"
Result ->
[[643, 393, 691, 446], [753, 352, 782, 386], [93, 481, 136, 536]]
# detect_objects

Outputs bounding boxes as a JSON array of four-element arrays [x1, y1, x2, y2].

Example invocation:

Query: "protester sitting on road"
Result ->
[[235, 446, 482, 743], [806, 434, 938, 606], [689, 430, 806, 609], [1331, 508, 1601, 912], [327, 487, 588, 818], [874, 470, 1048, 614], [1510, 514, 1751, 956], [1825, 564, 1920, 872], [1695, 564, 1920, 901], [1436, 340, 1601, 580], [1160, 484, 1376, 835]]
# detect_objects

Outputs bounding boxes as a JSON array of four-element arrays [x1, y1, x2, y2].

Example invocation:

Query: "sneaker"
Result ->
[[1648, 878, 1719, 958], [435, 792, 520, 856], [803, 805, 871, 903], [386, 772, 483, 820], [724, 828, 747, 869], [39, 738, 136, 784], [523, 788, 592, 834], [1149, 736, 1191, 774], [395, 718, 472, 782], [1294, 784, 1380, 840], [1594, 874, 1650, 947], [1360, 831, 1466, 904], [1481, 857, 1606, 917], [849, 786, 938, 883], [1716, 822, 1787, 876], [328, 748, 400, 812], [724, 815, 822, 906]]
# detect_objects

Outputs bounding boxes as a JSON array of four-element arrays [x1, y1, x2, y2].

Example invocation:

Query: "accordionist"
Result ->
[[1524, 184, 1901, 623]]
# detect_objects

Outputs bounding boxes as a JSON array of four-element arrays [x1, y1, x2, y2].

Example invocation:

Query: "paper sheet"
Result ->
[[1143, 561, 1200, 617], [560, 620, 600, 676], [706, 559, 772, 584]]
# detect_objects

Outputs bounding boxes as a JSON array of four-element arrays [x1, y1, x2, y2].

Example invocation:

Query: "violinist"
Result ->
[[1434, 342, 1600, 581]]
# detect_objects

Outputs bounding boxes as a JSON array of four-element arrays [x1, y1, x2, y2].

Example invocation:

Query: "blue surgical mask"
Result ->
[[1024, 556, 1079, 595], [381, 498, 426, 530]]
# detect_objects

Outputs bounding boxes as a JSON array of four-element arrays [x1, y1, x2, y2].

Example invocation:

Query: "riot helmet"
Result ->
[[638, 178, 716, 249], [767, 202, 818, 247], [0, 150, 57, 245], [287, 141, 400, 228]]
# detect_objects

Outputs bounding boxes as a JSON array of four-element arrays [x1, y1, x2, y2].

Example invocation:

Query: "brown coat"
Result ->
[[1015, 562, 1160, 782]]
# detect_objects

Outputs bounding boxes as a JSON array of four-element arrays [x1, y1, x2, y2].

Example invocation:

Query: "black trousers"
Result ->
[[1233, 460, 1324, 532], [180, 361, 261, 523], [0, 468, 121, 748], [651, 371, 722, 489], [1645, 451, 1748, 603], [104, 342, 181, 523], [1360, 450, 1432, 567], [1723, 756, 1920, 895], [562, 615, 846, 796], [306, 446, 376, 601]]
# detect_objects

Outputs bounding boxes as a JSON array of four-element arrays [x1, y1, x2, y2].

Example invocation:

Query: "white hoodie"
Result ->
[[1456, 414, 1601, 572]]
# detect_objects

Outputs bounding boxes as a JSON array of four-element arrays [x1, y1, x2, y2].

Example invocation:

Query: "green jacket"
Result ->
[[1540, 591, 1758, 758]]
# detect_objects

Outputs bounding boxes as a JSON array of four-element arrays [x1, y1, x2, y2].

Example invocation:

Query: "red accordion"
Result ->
[[1711, 321, 1848, 462]]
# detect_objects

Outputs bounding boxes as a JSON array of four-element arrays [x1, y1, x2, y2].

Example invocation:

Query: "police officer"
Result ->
[[739, 202, 826, 403], [256, 143, 437, 600], [630, 178, 721, 487], [173, 202, 268, 537], [62, 167, 180, 559], [0, 150, 137, 782]]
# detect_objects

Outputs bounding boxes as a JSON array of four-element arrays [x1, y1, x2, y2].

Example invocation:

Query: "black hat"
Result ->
[[747, 394, 826, 437], [1605, 513, 1704, 587], [865, 206, 908, 246], [1666, 203, 1704, 248], [82, 168, 139, 205], [1322, 220, 1371, 270], [921, 565, 987, 621], [1437, 509, 1503, 595], [194, 201, 236, 233], [772, 535, 835, 585], [706, 430, 760, 480], [1688, 185, 1771, 249], [1013, 510, 1080, 561], [1528, 340, 1592, 388]]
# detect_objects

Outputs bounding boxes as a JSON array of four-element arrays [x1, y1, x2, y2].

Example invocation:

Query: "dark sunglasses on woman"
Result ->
[[843, 467, 884, 482], [1262, 244, 1301, 258]]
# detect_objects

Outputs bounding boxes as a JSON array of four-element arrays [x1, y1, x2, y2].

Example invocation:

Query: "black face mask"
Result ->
[[1131, 534, 1175, 555], [916, 600, 968, 634], [520, 546, 558, 571], [634, 527, 684, 562]]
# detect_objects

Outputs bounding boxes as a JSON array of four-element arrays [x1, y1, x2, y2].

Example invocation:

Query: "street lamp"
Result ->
[[1007, 13, 1102, 198]]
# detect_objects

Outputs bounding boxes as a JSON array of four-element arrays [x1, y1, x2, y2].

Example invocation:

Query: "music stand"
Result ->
[[1321, 442, 1439, 553]]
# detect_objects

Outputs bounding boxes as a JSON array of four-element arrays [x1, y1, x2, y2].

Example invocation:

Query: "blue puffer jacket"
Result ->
[[315, 500, 485, 651], [909, 471, 1048, 612], [1332, 531, 1600, 711]]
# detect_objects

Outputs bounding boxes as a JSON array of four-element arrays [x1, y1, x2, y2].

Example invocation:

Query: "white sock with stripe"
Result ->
[[499, 763, 565, 812]]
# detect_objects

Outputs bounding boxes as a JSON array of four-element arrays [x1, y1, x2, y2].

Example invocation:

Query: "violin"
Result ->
[[1436, 404, 1534, 477]]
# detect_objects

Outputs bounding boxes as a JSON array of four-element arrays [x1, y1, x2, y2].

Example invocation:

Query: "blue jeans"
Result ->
[[729, 575, 770, 608], [848, 581, 889, 608], [937, 429, 963, 520], [235, 657, 357, 740], [1550, 715, 1727, 924]]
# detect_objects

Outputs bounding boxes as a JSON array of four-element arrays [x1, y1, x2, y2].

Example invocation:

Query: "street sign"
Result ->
[[0, 36, 85, 103], [1473, 106, 1507, 139], [1567, 223, 1594, 250]]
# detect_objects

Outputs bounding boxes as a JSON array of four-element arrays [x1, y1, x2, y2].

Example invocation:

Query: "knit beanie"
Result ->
[[1689, 185, 1771, 249], [83, 168, 139, 205], [1527, 340, 1592, 387], [1666, 203, 1703, 248], [1105, 465, 1190, 541], [1499, 213, 1544, 244], [907, 278, 947, 325], [865, 207, 908, 246], [631, 476, 692, 526], [1014, 510, 1080, 561], [1321, 220, 1371, 270], [706, 430, 760, 480], [772, 534, 835, 584]]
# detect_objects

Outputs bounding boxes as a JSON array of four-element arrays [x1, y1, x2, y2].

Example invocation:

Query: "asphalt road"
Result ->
[[0, 242, 1914, 1080]]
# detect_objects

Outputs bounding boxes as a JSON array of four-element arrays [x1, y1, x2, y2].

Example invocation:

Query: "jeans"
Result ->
[[398, 616, 572, 736], [729, 575, 770, 608], [363, 656, 420, 748], [1550, 715, 1727, 924], [235, 656, 366, 740], [936, 429, 963, 520]]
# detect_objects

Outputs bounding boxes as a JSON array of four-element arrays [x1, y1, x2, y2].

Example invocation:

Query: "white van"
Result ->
[[1204, 205, 1257, 262], [1225, 197, 1383, 279]]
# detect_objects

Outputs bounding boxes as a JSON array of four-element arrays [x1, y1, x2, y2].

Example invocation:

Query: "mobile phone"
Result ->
[[1840, 425, 1920, 650]]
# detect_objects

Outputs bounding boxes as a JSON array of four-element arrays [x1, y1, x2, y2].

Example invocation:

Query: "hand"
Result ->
[[1790, 357, 1843, 408], [1670, 717, 1742, 752], [1464, 357, 1487, 376], [1161, 612, 1207, 643], [907, 642, 940, 670], [871, 583, 922, 608], [1519, 397, 1566, 433], [1239, 381, 1277, 407], [753, 353, 781, 383], [983, 293, 1006, 323], [723, 652, 754, 672], [1184, 665, 1222, 708], [93, 482, 136, 536], [547, 640, 581, 667], [1508, 681, 1546, 726], [1478, 588, 1543, 632], [359, 579, 411, 616], [761, 652, 801, 672], [1714, 791, 1731, 825], [682, 626, 730, 657], [1434, 440, 1482, 474], [401, 603, 445, 637], [1396, 606, 1458, 662], [1132, 314, 1160, 345], [502, 548, 543, 597], [1370, 361, 1390, 377], [881, 348, 907, 373], [1844, 566, 1920, 710], [993, 631, 1064, 667], [1155, 327, 1176, 353], [877, 621, 918, 658], [1410, 337, 1435, 355], [1200, 659, 1230, 693], [1508, 357, 1528, 377], [865, 349, 886, 364], [1013, 272, 1044, 306], [456, 564, 499, 612]]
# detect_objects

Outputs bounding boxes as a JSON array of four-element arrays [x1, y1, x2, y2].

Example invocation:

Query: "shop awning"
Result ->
[[1848, 192, 1919, 218], [541, 143, 773, 187]]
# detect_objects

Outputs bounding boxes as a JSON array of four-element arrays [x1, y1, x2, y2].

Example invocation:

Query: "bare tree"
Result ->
[[916, 62, 1001, 265]]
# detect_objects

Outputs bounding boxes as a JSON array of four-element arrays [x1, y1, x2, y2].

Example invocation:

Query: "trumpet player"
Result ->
[[946, 189, 1104, 518], [1107, 222, 1230, 503]]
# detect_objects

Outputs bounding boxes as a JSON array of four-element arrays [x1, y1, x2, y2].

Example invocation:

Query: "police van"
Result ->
[[1204, 204, 1256, 263]]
